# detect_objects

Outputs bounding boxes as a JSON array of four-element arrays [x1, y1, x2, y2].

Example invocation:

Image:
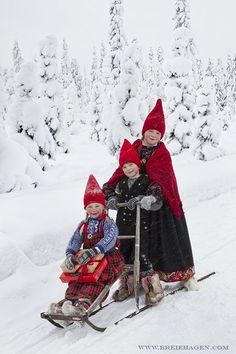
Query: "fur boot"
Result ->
[[62, 299, 90, 316], [183, 276, 199, 291], [141, 273, 164, 305], [48, 300, 72, 327], [112, 272, 134, 301]]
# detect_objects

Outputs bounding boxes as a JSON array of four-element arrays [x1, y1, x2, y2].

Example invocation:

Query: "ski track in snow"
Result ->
[[0, 187, 236, 354]]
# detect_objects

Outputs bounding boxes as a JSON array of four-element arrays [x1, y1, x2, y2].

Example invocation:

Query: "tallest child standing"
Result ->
[[103, 99, 199, 290]]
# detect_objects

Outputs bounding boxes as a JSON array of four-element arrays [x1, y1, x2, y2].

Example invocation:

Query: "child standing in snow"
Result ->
[[49, 175, 124, 319], [105, 139, 164, 305], [103, 99, 198, 293]]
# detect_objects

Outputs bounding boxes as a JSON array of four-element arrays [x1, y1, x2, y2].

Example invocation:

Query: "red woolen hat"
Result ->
[[142, 98, 166, 138], [119, 139, 141, 168], [83, 174, 106, 209]]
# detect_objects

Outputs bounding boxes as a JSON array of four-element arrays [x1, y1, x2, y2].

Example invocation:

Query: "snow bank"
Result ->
[[0, 131, 44, 193], [0, 231, 30, 281]]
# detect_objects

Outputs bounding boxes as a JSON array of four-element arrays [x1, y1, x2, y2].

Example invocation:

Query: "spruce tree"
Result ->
[[156, 44, 165, 99], [109, 0, 127, 86], [192, 77, 222, 161], [71, 58, 83, 107], [61, 39, 72, 89], [38, 35, 68, 153], [107, 39, 145, 155], [12, 40, 23, 73], [164, 0, 195, 154], [89, 48, 103, 141], [0, 71, 7, 130], [215, 58, 227, 113], [10, 61, 56, 169], [222, 54, 235, 130], [205, 58, 214, 78]]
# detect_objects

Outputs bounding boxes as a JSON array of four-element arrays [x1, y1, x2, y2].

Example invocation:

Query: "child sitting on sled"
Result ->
[[104, 139, 164, 305], [48, 174, 124, 320]]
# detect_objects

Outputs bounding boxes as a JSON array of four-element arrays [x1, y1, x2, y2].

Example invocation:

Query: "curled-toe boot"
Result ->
[[141, 273, 164, 305], [112, 272, 134, 301]]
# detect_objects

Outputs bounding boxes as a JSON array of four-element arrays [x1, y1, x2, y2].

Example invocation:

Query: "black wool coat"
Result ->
[[116, 174, 151, 265]]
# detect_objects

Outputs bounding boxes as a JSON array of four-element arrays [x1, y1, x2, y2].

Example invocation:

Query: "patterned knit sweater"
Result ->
[[65, 216, 118, 255]]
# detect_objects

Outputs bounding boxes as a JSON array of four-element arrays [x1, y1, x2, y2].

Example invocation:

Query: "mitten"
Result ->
[[65, 253, 75, 270], [140, 195, 156, 210], [107, 196, 118, 210], [127, 197, 139, 210], [150, 200, 163, 211], [77, 248, 99, 266]]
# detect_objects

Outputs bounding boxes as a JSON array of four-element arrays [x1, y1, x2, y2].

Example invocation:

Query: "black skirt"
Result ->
[[149, 200, 194, 273]]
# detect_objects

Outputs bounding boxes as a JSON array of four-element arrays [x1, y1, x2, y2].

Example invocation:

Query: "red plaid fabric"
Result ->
[[65, 250, 124, 302], [65, 216, 124, 303]]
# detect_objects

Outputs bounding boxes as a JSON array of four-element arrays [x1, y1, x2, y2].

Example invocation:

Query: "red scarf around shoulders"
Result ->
[[105, 140, 184, 218]]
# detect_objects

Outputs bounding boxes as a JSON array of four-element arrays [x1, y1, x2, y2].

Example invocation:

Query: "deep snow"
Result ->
[[0, 126, 236, 354]]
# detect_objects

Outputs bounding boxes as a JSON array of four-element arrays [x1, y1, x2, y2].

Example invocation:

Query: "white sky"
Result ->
[[0, 0, 236, 70]]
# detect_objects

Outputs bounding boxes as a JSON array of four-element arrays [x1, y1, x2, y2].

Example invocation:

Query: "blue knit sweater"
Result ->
[[66, 216, 118, 255]]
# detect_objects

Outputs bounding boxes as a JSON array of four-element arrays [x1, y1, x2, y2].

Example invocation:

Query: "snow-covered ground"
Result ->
[[0, 127, 236, 354]]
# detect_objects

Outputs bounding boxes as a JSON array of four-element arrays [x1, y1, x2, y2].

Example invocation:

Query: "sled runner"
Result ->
[[41, 284, 110, 332], [40, 272, 216, 331]]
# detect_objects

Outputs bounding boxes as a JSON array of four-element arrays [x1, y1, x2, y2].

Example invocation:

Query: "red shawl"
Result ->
[[105, 139, 184, 218]]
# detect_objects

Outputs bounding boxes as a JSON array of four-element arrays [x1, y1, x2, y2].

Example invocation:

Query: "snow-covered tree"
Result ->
[[108, 0, 127, 86], [173, 0, 200, 90], [89, 48, 103, 141], [107, 39, 145, 155], [38, 35, 68, 153], [64, 82, 80, 132], [143, 46, 164, 110], [205, 58, 214, 78], [145, 47, 158, 110], [0, 72, 7, 129], [156, 45, 165, 100], [61, 39, 72, 89], [173, 0, 190, 29], [0, 127, 43, 193], [232, 54, 236, 105], [221, 54, 236, 130], [100, 49, 114, 142], [192, 77, 222, 161], [90, 82, 103, 142], [164, 57, 194, 154], [99, 41, 106, 80], [215, 58, 227, 113], [9, 61, 56, 169], [71, 58, 83, 106], [164, 1, 195, 155], [90, 48, 98, 89], [80, 69, 90, 119], [195, 57, 203, 90], [12, 40, 23, 73]]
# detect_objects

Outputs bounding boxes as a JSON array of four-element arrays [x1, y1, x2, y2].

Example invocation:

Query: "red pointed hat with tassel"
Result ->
[[142, 98, 166, 138], [83, 174, 106, 209], [119, 139, 141, 168]]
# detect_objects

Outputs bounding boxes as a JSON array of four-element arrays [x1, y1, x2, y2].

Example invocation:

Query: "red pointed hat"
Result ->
[[142, 98, 166, 138], [83, 174, 106, 208], [119, 139, 141, 168]]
